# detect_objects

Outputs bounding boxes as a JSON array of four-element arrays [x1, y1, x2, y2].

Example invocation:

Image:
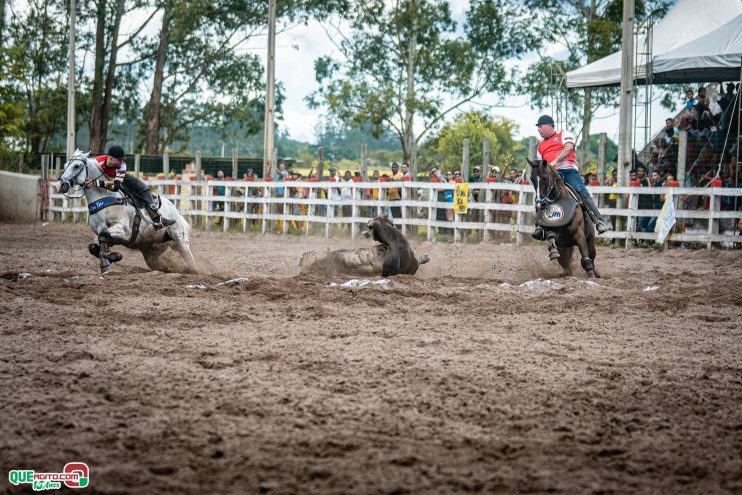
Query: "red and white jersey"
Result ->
[[95, 155, 127, 180], [537, 130, 579, 171]]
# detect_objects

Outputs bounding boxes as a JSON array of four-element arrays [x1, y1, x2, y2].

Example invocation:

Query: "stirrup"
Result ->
[[595, 219, 610, 234], [532, 226, 545, 240]]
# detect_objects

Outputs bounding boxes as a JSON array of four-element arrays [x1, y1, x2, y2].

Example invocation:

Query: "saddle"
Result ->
[[536, 184, 583, 228]]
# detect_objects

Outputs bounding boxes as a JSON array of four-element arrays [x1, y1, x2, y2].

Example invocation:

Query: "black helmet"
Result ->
[[108, 145, 125, 160], [536, 115, 555, 126]]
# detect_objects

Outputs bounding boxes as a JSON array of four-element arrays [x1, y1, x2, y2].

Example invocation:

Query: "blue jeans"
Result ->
[[638, 216, 656, 233], [556, 168, 602, 219]]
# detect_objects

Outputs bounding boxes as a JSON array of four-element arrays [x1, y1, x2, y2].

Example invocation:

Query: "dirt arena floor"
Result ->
[[1, 222, 741, 494]]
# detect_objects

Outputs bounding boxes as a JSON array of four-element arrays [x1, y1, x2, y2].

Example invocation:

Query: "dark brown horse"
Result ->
[[527, 158, 600, 278]]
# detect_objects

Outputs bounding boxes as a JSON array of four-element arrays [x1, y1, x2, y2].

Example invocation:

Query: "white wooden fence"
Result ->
[[47, 180, 742, 248]]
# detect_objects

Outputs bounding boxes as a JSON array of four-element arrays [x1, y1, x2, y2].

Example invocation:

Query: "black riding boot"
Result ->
[[578, 189, 610, 234], [123, 176, 175, 229]]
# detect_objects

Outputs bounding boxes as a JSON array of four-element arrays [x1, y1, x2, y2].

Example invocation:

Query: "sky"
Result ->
[[115, 0, 677, 148], [251, 3, 675, 148]]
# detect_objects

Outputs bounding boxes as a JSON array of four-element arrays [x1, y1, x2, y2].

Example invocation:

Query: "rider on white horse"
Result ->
[[88, 145, 175, 229]]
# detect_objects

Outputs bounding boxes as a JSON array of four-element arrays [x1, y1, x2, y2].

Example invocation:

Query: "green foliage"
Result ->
[[422, 111, 524, 172], [308, 0, 532, 162]]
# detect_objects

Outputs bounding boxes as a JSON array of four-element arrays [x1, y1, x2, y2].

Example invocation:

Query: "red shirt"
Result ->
[[96, 155, 127, 180], [537, 130, 578, 171]]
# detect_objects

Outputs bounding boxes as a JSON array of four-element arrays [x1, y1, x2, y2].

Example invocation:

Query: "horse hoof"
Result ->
[[107, 252, 123, 263], [549, 251, 560, 260], [89, 243, 100, 258], [587, 271, 596, 279]]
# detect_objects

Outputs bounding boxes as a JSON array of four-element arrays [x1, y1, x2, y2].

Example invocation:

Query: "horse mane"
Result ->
[[546, 164, 569, 198]]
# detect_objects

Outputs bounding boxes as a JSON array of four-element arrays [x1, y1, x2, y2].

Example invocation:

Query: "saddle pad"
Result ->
[[537, 196, 578, 228]]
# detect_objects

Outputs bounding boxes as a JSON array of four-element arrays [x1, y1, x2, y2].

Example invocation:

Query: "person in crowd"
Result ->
[[532, 115, 609, 240], [684, 88, 695, 112], [213, 170, 226, 213], [387, 162, 404, 219], [444, 171, 455, 222], [718, 82, 737, 130], [663, 118, 679, 144], [401, 162, 412, 178]]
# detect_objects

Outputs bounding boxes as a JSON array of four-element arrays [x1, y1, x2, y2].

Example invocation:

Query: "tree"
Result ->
[[4, 0, 69, 153], [422, 111, 523, 171], [519, 0, 672, 164], [308, 0, 532, 174], [137, 0, 348, 155]]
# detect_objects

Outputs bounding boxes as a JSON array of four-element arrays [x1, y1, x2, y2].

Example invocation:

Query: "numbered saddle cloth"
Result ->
[[537, 196, 578, 228]]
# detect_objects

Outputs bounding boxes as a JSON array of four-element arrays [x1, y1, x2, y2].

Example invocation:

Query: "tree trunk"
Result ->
[[145, 2, 172, 155], [99, 0, 125, 151], [403, 0, 417, 174], [88, 0, 107, 153], [0, 0, 6, 48]]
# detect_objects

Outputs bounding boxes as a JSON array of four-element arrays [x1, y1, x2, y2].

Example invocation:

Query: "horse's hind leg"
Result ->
[[577, 237, 595, 278], [588, 236, 600, 278], [171, 228, 198, 274]]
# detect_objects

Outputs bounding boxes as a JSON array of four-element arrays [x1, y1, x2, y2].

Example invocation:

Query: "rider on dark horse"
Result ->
[[532, 115, 610, 240], [85, 145, 175, 229]]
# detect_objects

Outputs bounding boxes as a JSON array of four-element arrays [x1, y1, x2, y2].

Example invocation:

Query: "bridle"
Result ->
[[58, 156, 104, 199], [535, 165, 558, 210]]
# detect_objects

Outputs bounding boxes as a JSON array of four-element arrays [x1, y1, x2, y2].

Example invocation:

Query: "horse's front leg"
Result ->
[[546, 232, 560, 260], [94, 221, 130, 273]]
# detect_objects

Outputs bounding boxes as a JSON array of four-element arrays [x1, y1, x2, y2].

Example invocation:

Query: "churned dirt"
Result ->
[[1, 222, 741, 494]]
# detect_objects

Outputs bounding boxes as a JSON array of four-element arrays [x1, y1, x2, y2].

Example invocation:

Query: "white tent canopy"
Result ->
[[565, 0, 742, 88], [652, 14, 742, 83]]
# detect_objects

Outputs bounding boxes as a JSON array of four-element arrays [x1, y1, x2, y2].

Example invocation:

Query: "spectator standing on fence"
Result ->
[[387, 162, 403, 219], [533, 115, 610, 240]]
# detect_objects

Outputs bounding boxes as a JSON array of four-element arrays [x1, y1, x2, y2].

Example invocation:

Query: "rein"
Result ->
[[58, 157, 105, 199], [535, 168, 558, 208]]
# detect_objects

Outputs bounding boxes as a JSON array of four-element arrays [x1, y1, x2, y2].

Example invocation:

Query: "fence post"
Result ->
[[55, 157, 62, 178], [427, 186, 436, 242], [625, 189, 638, 248], [18, 153, 24, 173], [317, 147, 325, 181], [282, 185, 289, 236], [597, 133, 607, 208], [232, 147, 238, 179], [461, 139, 470, 182], [195, 151, 202, 181], [351, 183, 359, 240], [223, 184, 230, 232], [163, 152, 169, 178], [261, 185, 269, 235], [515, 183, 527, 245], [205, 179, 212, 230], [134, 153, 140, 178], [677, 130, 688, 185], [325, 184, 333, 239], [707, 187, 720, 249], [305, 185, 313, 237], [400, 182, 408, 238]]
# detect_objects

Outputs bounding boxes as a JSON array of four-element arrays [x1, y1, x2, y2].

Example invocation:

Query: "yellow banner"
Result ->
[[454, 183, 469, 214]]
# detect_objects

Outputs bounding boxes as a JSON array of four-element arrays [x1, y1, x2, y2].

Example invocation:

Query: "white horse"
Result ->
[[58, 150, 197, 274]]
